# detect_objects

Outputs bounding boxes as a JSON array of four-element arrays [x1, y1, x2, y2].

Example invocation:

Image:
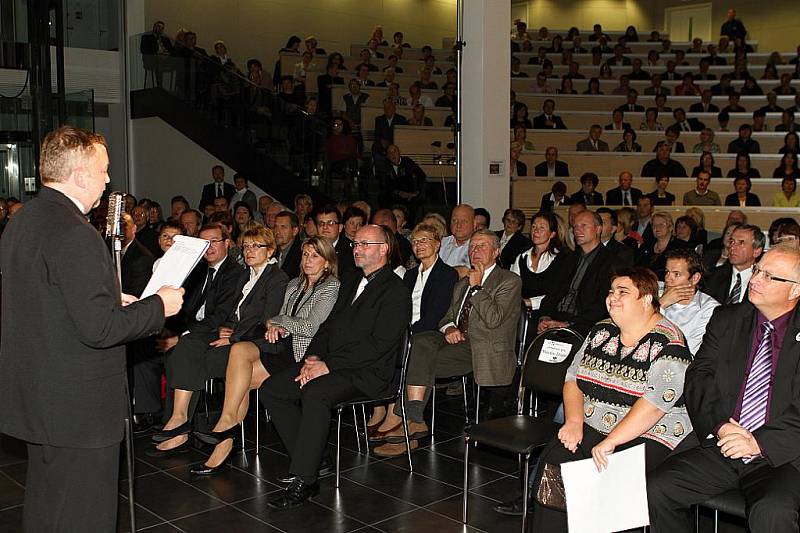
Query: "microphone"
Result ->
[[106, 192, 125, 251]]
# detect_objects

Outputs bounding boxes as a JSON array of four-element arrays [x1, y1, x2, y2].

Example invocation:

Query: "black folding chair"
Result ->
[[333, 326, 414, 487], [696, 491, 746, 533], [461, 327, 584, 533]]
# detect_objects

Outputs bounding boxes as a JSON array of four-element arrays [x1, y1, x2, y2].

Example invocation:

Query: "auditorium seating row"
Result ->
[[513, 52, 786, 67], [278, 54, 454, 80], [517, 63, 796, 78], [514, 93, 797, 112]]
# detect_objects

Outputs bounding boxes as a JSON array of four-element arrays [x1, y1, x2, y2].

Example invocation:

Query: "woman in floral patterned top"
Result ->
[[531, 267, 693, 532]]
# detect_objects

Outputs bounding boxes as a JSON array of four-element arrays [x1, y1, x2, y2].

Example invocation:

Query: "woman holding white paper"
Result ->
[[531, 266, 693, 532]]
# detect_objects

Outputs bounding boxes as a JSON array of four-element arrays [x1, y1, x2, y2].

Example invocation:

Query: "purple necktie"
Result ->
[[739, 321, 775, 434]]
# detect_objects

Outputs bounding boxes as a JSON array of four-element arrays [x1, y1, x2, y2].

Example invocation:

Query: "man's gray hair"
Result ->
[[472, 229, 500, 249]]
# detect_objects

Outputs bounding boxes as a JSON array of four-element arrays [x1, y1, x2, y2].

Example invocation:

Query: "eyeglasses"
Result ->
[[159, 234, 179, 242], [207, 238, 225, 246], [350, 241, 384, 249], [317, 220, 339, 227], [411, 237, 435, 246], [752, 265, 800, 285], [242, 243, 269, 250]]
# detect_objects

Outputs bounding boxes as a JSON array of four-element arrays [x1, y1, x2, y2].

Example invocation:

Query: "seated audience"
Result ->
[[683, 171, 722, 206], [727, 151, 762, 179], [725, 176, 762, 206], [648, 243, 800, 533], [641, 143, 687, 178], [534, 146, 570, 177], [569, 172, 603, 206], [654, 127, 686, 154], [597, 207, 634, 268], [512, 125, 535, 151], [671, 108, 704, 132], [648, 176, 676, 206], [773, 152, 800, 179], [376, 144, 426, 217], [511, 102, 533, 129], [613, 129, 642, 152], [780, 131, 799, 154], [636, 212, 688, 279], [576, 125, 609, 152], [691, 152, 722, 177], [773, 177, 800, 207], [532, 267, 692, 532], [727, 124, 761, 154], [440, 204, 476, 277], [509, 142, 527, 178], [496, 208, 531, 269], [685, 207, 709, 246], [640, 108, 665, 131], [605, 171, 642, 206], [606, 108, 631, 131], [692, 129, 721, 154], [274, 211, 302, 280], [703, 223, 764, 304], [315, 206, 357, 283], [540, 181, 571, 211], [674, 216, 701, 247], [615, 207, 641, 250], [775, 110, 799, 133], [532, 99, 567, 129], [689, 90, 720, 114]]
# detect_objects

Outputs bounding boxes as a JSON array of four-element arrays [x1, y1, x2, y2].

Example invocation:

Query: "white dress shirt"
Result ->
[[236, 259, 274, 320], [440, 264, 496, 333], [729, 265, 754, 304], [661, 290, 720, 354], [439, 235, 470, 268], [411, 262, 435, 324], [196, 256, 226, 321]]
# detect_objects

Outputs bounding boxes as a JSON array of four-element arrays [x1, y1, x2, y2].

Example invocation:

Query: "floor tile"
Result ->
[[0, 436, 25, 468], [172, 505, 281, 532], [373, 507, 485, 533], [0, 505, 22, 532], [429, 437, 520, 475], [427, 491, 520, 532], [0, 472, 24, 509], [166, 459, 272, 503], [384, 448, 506, 489], [131, 472, 226, 521], [313, 476, 417, 525], [342, 461, 461, 507], [235, 492, 367, 533], [116, 496, 167, 532]]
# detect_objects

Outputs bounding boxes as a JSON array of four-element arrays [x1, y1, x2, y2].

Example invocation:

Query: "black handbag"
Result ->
[[536, 462, 567, 511]]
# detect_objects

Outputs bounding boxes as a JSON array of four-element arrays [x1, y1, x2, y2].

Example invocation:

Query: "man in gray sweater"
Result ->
[[683, 171, 721, 206]]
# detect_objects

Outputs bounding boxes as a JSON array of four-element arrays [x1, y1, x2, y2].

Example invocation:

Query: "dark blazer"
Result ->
[[539, 193, 571, 211], [604, 122, 632, 131], [140, 32, 173, 55], [496, 231, 533, 270], [279, 238, 302, 280], [569, 190, 604, 206], [0, 187, 164, 448], [532, 113, 567, 129], [539, 243, 614, 335], [136, 225, 161, 257], [335, 236, 358, 284], [576, 138, 610, 151], [121, 239, 155, 298], [403, 259, 458, 334], [725, 192, 761, 206], [689, 102, 720, 113], [685, 302, 800, 470], [182, 256, 245, 336], [534, 160, 570, 177], [702, 262, 749, 304], [306, 266, 411, 398], [199, 181, 235, 210], [515, 160, 528, 177], [605, 186, 643, 206], [672, 118, 706, 131], [374, 113, 408, 147], [225, 263, 289, 343], [605, 238, 635, 269]]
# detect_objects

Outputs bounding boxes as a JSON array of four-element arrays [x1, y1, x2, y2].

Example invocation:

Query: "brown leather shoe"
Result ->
[[368, 421, 402, 442], [373, 440, 419, 457], [385, 421, 430, 444]]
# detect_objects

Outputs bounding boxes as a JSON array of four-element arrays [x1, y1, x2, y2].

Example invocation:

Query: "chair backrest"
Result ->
[[394, 325, 413, 396], [515, 307, 532, 367], [519, 327, 585, 399]]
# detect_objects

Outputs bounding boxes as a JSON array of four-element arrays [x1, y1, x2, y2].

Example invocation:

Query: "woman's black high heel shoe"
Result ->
[[194, 424, 239, 446], [151, 421, 192, 443], [190, 426, 239, 476]]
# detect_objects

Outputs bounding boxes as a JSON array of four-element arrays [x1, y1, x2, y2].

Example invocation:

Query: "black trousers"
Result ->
[[24, 441, 120, 533], [530, 424, 670, 533], [259, 363, 361, 482], [648, 444, 800, 533], [129, 339, 163, 414]]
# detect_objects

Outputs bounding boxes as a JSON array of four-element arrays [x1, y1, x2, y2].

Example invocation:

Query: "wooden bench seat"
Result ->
[[514, 93, 797, 113], [513, 52, 785, 67]]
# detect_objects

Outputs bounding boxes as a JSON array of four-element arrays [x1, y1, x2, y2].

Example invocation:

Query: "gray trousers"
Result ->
[[406, 330, 473, 388]]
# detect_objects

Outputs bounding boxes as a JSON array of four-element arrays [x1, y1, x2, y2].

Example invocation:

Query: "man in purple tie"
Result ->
[[647, 242, 800, 532]]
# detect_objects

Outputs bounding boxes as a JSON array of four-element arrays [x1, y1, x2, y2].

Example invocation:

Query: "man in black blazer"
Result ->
[[315, 206, 358, 283], [275, 211, 302, 279], [375, 144, 426, 218], [539, 210, 613, 335], [702, 224, 764, 305], [372, 99, 408, 155], [605, 171, 643, 206], [140, 21, 173, 87], [648, 244, 800, 532], [534, 146, 570, 177], [689, 89, 720, 113], [0, 127, 183, 531], [532, 99, 567, 129], [132, 204, 161, 256], [373, 208, 414, 265], [540, 181, 572, 211], [569, 172, 604, 206], [671, 108, 705, 132], [262, 225, 411, 508], [496, 208, 532, 269], [199, 165, 235, 211], [597, 208, 634, 268], [121, 213, 155, 297]]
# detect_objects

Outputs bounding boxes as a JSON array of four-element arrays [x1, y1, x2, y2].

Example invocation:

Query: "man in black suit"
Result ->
[[376, 144, 426, 218], [648, 243, 800, 533], [121, 213, 155, 297], [576, 125, 610, 152], [540, 181, 571, 211], [605, 171, 642, 206], [569, 172, 604, 206], [618, 89, 646, 113], [262, 224, 411, 508], [316, 205, 357, 283], [372, 98, 408, 155], [703, 224, 764, 305], [532, 99, 567, 129], [316, 64, 344, 117], [139, 21, 173, 88], [496, 208, 532, 269], [597, 207, 634, 268], [373, 209, 414, 266], [689, 89, 721, 113], [131, 204, 161, 256], [636, 195, 656, 248], [199, 165, 235, 211], [534, 146, 570, 177], [672, 108, 705, 132], [0, 126, 183, 531], [727, 124, 761, 154], [539, 210, 614, 335], [275, 210, 302, 279], [641, 143, 688, 178]]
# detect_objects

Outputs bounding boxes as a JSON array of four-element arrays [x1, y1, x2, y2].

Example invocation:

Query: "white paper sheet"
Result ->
[[538, 339, 573, 363], [561, 443, 650, 533], [141, 236, 210, 298]]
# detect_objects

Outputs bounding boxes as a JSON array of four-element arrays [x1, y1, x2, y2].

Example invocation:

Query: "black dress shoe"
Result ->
[[194, 425, 239, 446], [276, 455, 333, 484], [493, 495, 534, 516], [133, 413, 158, 434], [145, 439, 191, 458], [266, 479, 320, 509], [151, 421, 192, 443]]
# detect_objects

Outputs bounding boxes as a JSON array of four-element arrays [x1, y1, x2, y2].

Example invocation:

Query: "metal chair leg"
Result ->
[[335, 408, 343, 488], [352, 405, 362, 453], [474, 385, 481, 424], [714, 509, 719, 533], [521, 453, 530, 533], [361, 405, 369, 454], [461, 376, 469, 424], [401, 394, 413, 472], [462, 436, 470, 523], [255, 389, 260, 456], [694, 505, 699, 533], [240, 421, 245, 450], [431, 385, 436, 436]]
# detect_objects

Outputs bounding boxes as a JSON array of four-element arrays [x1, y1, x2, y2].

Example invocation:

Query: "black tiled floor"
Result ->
[[0, 404, 749, 533]]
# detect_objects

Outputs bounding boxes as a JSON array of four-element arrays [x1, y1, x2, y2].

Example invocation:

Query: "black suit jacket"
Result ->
[[569, 190, 604, 206], [605, 186, 643, 206], [539, 193, 571, 211], [136, 225, 161, 257], [540, 244, 614, 335], [605, 238, 635, 269], [532, 114, 567, 129], [226, 263, 289, 343], [689, 102, 720, 113], [496, 231, 532, 270], [200, 181, 236, 210], [306, 267, 411, 398], [121, 239, 155, 298], [0, 187, 164, 448], [335, 236, 358, 284], [534, 160, 570, 177], [685, 303, 800, 469], [374, 113, 408, 147], [140, 32, 173, 55], [182, 256, 245, 336], [724, 192, 761, 206], [702, 262, 750, 304], [279, 238, 302, 280], [403, 259, 458, 334]]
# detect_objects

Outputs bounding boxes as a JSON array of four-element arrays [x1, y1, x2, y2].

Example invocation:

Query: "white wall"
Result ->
[[130, 117, 268, 209]]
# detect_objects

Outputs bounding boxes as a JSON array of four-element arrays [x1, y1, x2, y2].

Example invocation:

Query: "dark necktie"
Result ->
[[726, 273, 742, 304], [739, 321, 775, 439], [200, 267, 216, 304], [216, 184, 223, 198], [456, 288, 476, 335], [624, 191, 631, 205], [629, 104, 634, 112]]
